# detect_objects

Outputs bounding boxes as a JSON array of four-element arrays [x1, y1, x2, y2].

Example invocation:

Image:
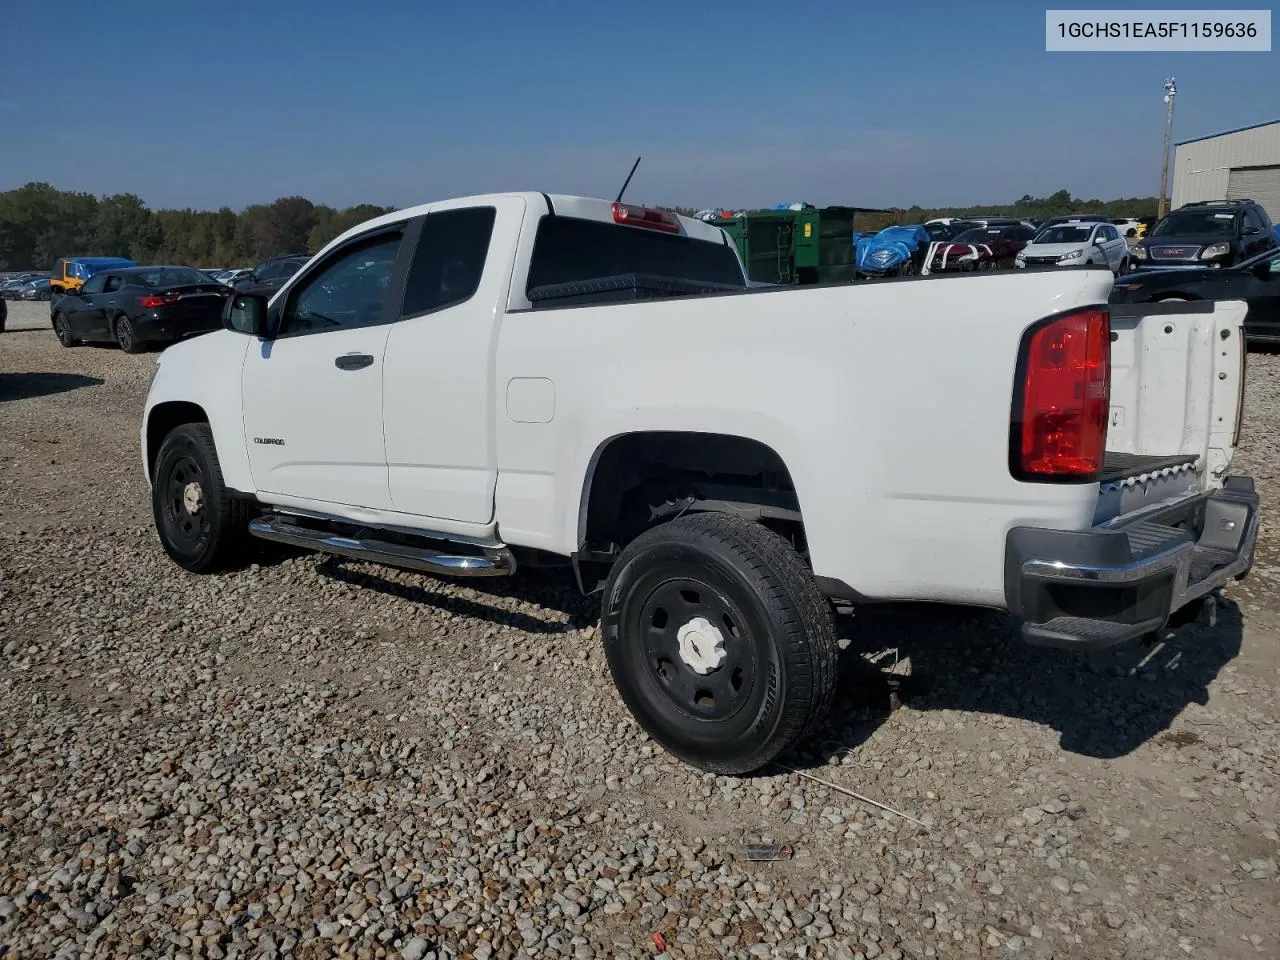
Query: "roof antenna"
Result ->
[[615, 156, 642, 203]]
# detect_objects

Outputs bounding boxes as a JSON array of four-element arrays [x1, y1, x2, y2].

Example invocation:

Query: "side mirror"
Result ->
[[223, 293, 273, 338]]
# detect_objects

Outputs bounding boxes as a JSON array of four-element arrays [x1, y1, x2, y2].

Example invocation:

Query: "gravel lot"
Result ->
[[2, 298, 1278, 960]]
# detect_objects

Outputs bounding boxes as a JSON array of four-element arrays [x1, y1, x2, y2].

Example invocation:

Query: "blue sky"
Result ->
[[0, 0, 1275, 210]]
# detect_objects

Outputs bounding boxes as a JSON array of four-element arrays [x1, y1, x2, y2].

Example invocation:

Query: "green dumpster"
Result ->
[[713, 206, 869, 285], [713, 211, 797, 286], [792, 206, 857, 285]]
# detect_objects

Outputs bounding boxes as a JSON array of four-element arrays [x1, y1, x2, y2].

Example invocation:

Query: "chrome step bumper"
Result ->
[[1005, 477, 1258, 649]]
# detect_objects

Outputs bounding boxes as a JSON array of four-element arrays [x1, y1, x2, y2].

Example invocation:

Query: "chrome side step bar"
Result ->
[[248, 516, 515, 578]]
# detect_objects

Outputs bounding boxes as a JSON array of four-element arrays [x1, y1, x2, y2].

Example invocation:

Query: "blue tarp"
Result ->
[[67, 257, 137, 279], [855, 225, 930, 272]]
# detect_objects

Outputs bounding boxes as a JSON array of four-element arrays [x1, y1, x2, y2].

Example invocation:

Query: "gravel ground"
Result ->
[[2, 299, 1278, 960]]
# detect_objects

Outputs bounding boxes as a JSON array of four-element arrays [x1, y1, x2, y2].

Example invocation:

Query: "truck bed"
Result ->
[[1099, 452, 1199, 483]]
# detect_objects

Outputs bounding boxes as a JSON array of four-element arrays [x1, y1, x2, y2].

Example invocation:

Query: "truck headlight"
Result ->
[[1200, 242, 1230, 260], [1058, 248, 1084, 261], [1131, 246, 1147, 260]]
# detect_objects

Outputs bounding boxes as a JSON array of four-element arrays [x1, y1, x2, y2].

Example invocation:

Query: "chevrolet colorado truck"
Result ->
[[141, 193, 1259, 774]]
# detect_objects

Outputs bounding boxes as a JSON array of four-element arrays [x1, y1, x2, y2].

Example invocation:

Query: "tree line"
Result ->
[[0, 182, 394, 271], [0, 183, 1160, 272]]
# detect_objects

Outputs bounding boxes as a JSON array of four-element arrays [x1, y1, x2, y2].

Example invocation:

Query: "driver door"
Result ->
[[240, 225, 409, 509], [68, 273, 109, 340]]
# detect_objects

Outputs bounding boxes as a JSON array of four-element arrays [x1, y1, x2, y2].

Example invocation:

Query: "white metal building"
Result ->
[[1171, 119, 1280, 222]]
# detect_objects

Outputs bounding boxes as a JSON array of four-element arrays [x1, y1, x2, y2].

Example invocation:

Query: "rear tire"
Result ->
[[601, 512, 838, 775], [114, 315, 145, 353], [52, 312, 78, 347], [152, 423, 254, 573]]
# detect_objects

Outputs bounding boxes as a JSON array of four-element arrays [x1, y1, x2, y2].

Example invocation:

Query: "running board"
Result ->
[[248, 516, 515, 578]]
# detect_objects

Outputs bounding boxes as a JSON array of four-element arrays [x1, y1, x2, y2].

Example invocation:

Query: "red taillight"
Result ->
[[138, 292, 180, 309], [611, 201, 681, 233], [1012, 307, 1110, 480]]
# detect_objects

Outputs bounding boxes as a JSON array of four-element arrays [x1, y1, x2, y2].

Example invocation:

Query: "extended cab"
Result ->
[[142, 193, 1259, 775]]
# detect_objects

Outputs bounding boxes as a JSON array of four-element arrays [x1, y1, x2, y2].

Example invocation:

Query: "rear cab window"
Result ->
[[525, 216, 746, 297]]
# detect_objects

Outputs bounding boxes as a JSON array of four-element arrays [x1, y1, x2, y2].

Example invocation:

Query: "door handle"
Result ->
[[334, 353, 374, 371]]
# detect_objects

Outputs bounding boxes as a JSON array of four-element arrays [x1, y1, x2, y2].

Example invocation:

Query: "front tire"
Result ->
[[152, 423, 254, 573], [114, 315, 145, 353], [52, 312, 78, 347], [601, 512, 838, 775]]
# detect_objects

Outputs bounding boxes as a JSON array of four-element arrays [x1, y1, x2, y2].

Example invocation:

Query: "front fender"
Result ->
[[142, 331, 253, 491]]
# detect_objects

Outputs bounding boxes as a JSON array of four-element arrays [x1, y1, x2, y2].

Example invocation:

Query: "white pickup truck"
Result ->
[[142, 193, 1259, 774]]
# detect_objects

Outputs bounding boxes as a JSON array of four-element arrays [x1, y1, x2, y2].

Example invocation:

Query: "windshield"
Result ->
[[1152, 211, 1237, 237], [923, 223, 953, 240], [1033, 225, 1093, 244], [134, 267, 217, 287], [952, 228, 1003, 244]]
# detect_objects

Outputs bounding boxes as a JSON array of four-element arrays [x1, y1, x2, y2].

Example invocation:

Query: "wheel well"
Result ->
[[146, 401, 208, 477], [576, 432, 805, 592]]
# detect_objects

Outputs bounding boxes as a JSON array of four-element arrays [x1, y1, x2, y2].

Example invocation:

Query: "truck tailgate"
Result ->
[[1097, 299, 1248, 524]]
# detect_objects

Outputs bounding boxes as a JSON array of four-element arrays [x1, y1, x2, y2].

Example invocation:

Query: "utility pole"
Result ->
[[1157, 77, 1177, 219]]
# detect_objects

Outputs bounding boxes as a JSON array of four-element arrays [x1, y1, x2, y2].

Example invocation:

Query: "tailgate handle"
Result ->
[[334, 353, 374, 371]]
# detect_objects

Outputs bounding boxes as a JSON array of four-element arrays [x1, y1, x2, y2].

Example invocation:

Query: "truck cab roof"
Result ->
[[326, 193, 732, 253]]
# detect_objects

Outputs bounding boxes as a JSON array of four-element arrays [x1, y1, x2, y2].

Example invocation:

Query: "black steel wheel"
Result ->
[[52, 312, 77, 347], [114, 315, 144, 353], [152, 423, 253, 572], [601, 512, 837, 774]]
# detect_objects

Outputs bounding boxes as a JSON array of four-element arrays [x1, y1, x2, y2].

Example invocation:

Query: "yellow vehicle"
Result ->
[[49, 256, 137, 297]]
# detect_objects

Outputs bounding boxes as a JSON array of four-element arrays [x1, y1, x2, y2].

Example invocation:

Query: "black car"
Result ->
[[1133, 199, 1276, 271], [1110, 245, 1280, 346], [51, 265, 231, 353], [233, 254, 309, 295], [0, 295, 6, 333]]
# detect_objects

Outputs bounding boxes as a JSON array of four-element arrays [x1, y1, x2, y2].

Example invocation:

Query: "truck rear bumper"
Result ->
[[1005, 477, 1259, 649]]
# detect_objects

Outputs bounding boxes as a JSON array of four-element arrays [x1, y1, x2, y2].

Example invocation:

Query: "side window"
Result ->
[[81, 274, 107, 295], [103, 275, 122, 293], [279, 260, 302, 279], [278, 231, 403, 337], [400, 207, 496, 318], [1243, 209, 1264, 234], [254, 262, 281, 281]]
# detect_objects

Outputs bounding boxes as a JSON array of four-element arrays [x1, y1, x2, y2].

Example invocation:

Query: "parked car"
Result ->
[[217, 268, 252, 287], [923, 223, 1036, 273], [1110, 245, 1280, 346], [1, 276, 36, 298], [233, 255, 309, 295], [17, 278, 52, 300], [51, 265, 232, 354], [139, 192, 1257, 775], [49, 256, 137, 297], [1110, 217, 1147, 239], [1015, 220, 1130, 274], [1132, 199, 1276, 271]]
